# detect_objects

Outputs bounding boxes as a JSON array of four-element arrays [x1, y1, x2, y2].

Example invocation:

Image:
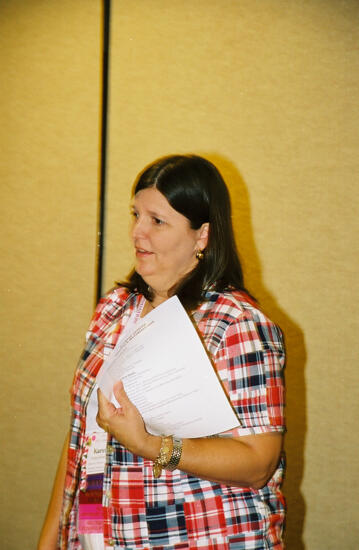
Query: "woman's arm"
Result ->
[[37, 432, 69, 550], [97, 384, 282, 489], [178, 431, 282, 489]]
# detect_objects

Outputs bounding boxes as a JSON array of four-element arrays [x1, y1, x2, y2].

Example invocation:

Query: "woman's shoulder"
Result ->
[[96, 285, 134, 311], [88, 286, 139, 333], [200, 289, 284, 350], [103, 284, 134, 303], [201, 288, 259, 319]]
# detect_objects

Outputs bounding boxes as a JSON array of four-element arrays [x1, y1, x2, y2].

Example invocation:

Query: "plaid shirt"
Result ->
[[59, 288, 285, 550]]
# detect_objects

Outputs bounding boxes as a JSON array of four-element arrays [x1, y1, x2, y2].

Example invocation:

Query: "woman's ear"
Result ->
[[197, 222, 209, 251]]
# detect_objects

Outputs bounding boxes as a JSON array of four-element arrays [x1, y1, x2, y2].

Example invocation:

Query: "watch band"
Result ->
[[166, 437, 183, 471]]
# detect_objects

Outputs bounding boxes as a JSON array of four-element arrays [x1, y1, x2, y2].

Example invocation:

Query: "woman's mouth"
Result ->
[[136, 248, 153, 257]]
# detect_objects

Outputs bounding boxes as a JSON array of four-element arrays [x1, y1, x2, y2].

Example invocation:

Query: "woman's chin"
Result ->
[[135, 266, 152, 281], [135, 269, 157, 290]]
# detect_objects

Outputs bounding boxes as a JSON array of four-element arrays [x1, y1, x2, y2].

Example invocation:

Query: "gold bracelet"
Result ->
[[152, 435, 173, 478], [166, 437, 182, 471]]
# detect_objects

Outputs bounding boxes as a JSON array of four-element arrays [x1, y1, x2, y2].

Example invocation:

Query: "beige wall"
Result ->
[[1, 1, 358, 549], [0, 1, 101, 548]]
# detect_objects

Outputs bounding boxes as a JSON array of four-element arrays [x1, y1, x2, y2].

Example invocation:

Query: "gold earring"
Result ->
[[196, 250, 204, 260]]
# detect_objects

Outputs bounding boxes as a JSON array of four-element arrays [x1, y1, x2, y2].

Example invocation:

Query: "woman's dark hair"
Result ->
[[121, 154, 248, 310]]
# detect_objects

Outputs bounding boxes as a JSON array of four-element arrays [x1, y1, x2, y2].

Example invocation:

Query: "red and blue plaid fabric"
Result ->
[[59, 288, 285, 549]]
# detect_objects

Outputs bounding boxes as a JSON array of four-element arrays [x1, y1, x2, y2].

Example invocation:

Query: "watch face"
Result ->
[[153, 463, 162, 478]]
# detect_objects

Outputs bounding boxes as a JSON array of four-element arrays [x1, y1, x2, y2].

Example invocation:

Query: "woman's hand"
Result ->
[[97, 382, 282, 489], [96, 382, 160, 459]]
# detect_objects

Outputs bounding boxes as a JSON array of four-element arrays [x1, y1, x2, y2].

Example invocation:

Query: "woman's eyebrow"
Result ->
[[147, 209, 166, 218], [131, 203, 167, 219]]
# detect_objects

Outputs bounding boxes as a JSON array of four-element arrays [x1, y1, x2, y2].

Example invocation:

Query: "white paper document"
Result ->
[[96, 296, 240, 438]]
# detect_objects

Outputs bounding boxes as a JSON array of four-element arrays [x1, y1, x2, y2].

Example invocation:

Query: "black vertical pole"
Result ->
[[96, 0, 111, 303]]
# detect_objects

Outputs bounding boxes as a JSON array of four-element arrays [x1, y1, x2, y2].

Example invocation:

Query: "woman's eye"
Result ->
[[153, 217, 164, 225], [131, 210, 139, 219]]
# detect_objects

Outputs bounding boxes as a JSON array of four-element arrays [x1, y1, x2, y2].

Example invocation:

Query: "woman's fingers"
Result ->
[[113, 380, 132, 410], [96, 383, 134, 432], [96, 382, 149, 453], [97, 387, 113, 415], [96, 388, 116, 432]]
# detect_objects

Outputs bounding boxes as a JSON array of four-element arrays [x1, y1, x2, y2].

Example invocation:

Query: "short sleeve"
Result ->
[[214, 311, 285, 437]]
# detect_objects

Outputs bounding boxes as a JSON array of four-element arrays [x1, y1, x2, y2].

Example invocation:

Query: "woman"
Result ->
[[38, 155, 286, 550]]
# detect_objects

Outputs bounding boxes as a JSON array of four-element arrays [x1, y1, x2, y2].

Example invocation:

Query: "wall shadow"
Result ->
[[204, 153, 307, 549]]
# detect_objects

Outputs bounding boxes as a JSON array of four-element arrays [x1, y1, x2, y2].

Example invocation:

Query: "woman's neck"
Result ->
[[150, 292, 168, 308]]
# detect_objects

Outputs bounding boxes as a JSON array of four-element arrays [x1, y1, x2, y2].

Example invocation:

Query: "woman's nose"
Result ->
[[131, 217, 147, 240]]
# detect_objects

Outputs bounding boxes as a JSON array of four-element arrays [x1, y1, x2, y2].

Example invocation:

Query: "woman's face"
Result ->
[[131, 187, 208, 298]]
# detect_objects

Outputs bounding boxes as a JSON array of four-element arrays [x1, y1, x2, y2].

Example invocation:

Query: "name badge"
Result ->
[[86, 432, 108, 475]]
